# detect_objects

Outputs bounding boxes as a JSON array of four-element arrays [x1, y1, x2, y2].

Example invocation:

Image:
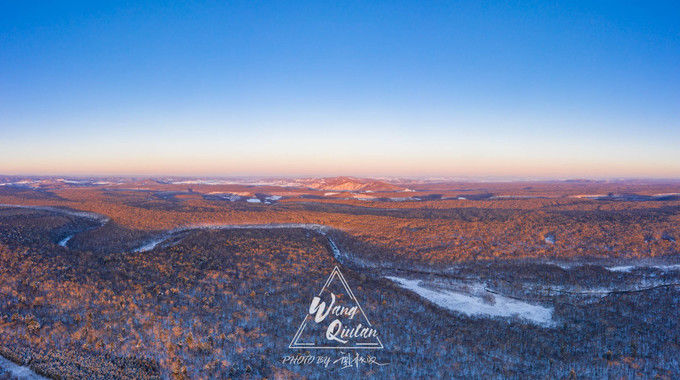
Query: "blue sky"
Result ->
[[1, 1, 678, 177]]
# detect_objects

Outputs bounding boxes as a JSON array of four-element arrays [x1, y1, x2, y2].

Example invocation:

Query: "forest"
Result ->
[[0, 178, 678, 378]]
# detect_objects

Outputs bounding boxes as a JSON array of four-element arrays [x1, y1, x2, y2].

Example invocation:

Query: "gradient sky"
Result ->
[[1, 1, 679, 178]]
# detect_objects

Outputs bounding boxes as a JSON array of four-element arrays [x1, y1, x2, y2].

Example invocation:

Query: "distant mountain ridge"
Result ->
[[296, 176, 407, 192]]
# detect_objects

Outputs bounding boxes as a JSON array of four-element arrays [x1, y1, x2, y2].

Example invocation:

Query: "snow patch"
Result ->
[[386, 276, 554, 326], [571, 194, 607, 199], [656, 264, 680, 271], [606, 265, 635, 273], [58, 235, 73, 247], [606, 264, 680, 273], [0, 354, 48, 380]]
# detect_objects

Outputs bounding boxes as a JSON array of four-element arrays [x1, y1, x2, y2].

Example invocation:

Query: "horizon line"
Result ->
[[2, 173, 680, 183]]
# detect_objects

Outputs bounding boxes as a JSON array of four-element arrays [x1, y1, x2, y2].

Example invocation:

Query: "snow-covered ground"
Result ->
[[206, 192, 245, 201], [58, 235, 73, 247], [0, 355, 48, 380], [0, 180, 42, 188], [606, 264, 680, 273], [606, 265, 635, 272], [205, 193, 283, 204], [536, 260, 680, 273], [386, 276, 554, 326], [571, 194, 608, 199]]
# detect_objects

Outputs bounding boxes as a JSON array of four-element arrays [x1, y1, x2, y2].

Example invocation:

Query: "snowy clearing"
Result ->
[[58, 235, 73, 247], [386, 276, 554, 326], [0, 355, 48, 380]]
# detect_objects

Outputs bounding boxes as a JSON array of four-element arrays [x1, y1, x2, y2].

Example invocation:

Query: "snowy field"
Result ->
[[386, 276, 554, 326]]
